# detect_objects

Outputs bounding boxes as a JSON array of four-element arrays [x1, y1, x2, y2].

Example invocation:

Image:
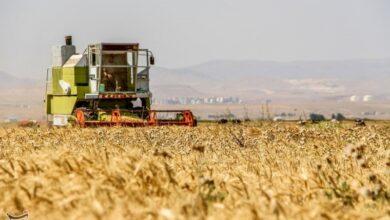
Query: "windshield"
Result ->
[[99, 50, 149, 93]]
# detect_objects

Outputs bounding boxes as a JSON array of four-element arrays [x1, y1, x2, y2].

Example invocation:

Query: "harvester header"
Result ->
[[45, 36, 196, 127]]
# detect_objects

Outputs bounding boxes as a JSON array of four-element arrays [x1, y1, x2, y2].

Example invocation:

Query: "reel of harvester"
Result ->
[[74, 108, 197, 128]]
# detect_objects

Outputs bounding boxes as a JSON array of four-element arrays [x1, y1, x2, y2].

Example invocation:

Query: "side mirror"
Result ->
[[150, 55, 155, 65]]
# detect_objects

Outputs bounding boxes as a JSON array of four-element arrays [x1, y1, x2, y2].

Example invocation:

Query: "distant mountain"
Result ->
[[0, 71, 18, 85], [2, 58, 389, 103], [0, 71, 38, 88], [186, 59, 390, 80], [151, 59, 390, 102]]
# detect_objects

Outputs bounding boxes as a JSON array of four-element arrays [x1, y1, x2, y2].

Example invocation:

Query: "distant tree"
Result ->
[[331, 113, 346, 121], [232, 119, 242, 124], [218, 119, 228, 124], [309, 113, 326, 123]]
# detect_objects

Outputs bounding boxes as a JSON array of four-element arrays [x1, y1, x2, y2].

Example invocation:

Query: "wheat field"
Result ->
[[0, 122, 389, 219]]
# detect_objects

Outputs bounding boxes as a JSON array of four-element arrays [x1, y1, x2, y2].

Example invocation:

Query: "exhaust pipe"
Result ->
[[65, 35, 72, 46]]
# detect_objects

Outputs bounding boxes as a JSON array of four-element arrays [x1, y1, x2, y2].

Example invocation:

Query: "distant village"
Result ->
[[153, 96, 242, 105], [1, 94, 390, 123]]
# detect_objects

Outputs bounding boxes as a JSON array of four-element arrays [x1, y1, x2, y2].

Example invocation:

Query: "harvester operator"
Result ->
[[102, 68, 115, 91]]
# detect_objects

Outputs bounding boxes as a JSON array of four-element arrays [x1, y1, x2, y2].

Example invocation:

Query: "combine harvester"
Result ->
[[45, 36, 196, 127]]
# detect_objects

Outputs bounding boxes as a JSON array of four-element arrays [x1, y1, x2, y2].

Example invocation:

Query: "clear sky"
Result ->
[[0, 0, 389, 78]]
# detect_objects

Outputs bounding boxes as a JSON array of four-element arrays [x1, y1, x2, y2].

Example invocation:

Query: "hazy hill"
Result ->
[[0, 71, 40, 88], [0, 71, 21, 87], [0, 71, 44, 119], [151, 59, 390, 101], [1, 59, 390, 119], [2, 59, 390, 102]]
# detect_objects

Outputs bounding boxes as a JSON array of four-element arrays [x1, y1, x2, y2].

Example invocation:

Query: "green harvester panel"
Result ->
[[47, 66, 89, 114], [48, 96, 78, 115], [52, 68, 63, 95]]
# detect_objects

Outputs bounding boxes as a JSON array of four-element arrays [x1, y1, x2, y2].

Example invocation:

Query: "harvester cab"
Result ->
[[45, 36, 196, 127]]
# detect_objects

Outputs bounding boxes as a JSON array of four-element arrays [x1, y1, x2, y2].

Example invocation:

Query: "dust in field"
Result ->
[[0, 122, 389, 219]]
